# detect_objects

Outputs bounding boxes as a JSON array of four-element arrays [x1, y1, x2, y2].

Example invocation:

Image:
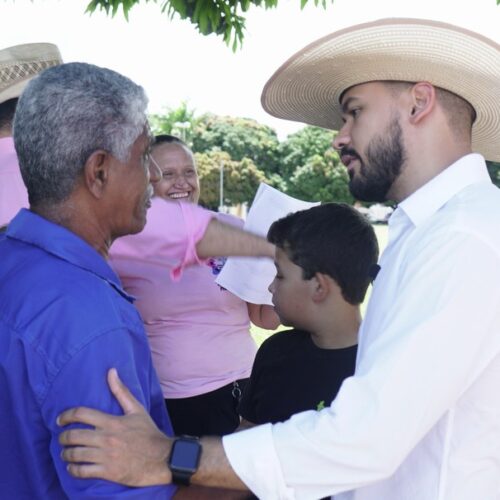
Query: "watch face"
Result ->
[[170, 439, 201, 472]]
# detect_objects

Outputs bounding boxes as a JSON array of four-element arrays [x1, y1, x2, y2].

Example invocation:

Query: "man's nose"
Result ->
[[332, 124, 351, 151]]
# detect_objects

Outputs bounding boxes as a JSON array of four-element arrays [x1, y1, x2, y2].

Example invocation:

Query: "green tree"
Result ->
[[86, 0, 333, 51], [195, 150, 267, 209], [191, 114, 280, 178], [149, 101, 197, 144], [278, 125, 335, 179], [286, 151, 354, 204]]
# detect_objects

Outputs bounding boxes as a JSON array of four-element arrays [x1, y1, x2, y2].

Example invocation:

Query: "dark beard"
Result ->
[[348, 117, 406, 202]]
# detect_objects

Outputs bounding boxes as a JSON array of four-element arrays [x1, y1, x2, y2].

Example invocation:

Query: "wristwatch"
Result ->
[[168, 435, 202, 486]]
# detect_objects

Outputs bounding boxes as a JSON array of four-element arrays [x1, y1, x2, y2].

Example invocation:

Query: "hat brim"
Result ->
[[0, 43, 62, 105], [261, 18, 500, 162], [0, 79, 32, 105]]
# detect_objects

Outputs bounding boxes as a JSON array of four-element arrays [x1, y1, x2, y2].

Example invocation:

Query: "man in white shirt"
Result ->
[[57, 18, 500, 500]]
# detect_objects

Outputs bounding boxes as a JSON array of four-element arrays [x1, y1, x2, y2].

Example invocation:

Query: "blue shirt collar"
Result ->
[[6, 208, 134, 301]]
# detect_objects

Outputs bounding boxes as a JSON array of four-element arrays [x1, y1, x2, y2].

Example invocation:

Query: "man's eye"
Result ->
[[350, 108, 361, 118]]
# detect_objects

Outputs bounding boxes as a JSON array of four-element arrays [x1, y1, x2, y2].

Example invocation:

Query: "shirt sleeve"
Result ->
[[223, 229, 500, 499], [40, 327, 176, 499], [110, 197, 215, 281]]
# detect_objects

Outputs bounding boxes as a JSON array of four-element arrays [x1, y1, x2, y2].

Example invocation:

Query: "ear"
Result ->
[[83, 150, 112, 199], [311, 273, 331, 303], [408, 82, 436, 124]]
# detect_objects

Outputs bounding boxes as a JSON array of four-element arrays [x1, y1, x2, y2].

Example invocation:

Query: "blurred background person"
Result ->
[[110, 134, 279, 436], [0, 42, 62, 230]]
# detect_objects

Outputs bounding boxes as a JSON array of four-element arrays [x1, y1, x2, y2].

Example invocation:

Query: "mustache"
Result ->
[[340, 147, 362, 161], [145, 185, 154, 201]]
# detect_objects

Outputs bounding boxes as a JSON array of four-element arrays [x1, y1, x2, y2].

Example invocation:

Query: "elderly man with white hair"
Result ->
[[0, 61, 275, 499]]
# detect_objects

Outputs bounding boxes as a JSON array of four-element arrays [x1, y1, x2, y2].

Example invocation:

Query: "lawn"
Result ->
[[250, 223, 389, 346]]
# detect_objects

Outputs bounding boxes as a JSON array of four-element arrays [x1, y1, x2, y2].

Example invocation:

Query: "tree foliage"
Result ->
[[191, 114, 279, 176], [149, 101, 196, 143], [86, 0, 332, 51], [195, 150, 267, 209], [278, 125, 335, 178], [286, 151, 354, 204]]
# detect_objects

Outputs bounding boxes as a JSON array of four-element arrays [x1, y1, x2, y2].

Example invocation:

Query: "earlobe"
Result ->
[[84, 150, 110, 199], [409, 82, 436, 123]]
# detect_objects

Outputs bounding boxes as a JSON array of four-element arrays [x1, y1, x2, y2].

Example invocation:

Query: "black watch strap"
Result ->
[[171, 468, 193, 486]]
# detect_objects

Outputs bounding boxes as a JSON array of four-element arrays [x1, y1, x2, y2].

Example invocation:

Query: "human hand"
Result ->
[[58, 368, 172, 486]]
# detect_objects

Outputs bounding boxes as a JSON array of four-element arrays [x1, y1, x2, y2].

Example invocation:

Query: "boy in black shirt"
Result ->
[[238, 203, 379, 427]]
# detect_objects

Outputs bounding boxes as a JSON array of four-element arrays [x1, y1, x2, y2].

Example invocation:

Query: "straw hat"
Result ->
[[261, 18, 500, 162], [0, 43, 62, 105]]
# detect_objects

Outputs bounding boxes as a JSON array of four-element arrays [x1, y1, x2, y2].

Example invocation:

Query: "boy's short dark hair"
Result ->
[[268, 203, 379, 305]]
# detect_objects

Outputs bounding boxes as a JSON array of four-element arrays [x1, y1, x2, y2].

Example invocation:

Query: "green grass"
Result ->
[[250, 224, 389, 346]]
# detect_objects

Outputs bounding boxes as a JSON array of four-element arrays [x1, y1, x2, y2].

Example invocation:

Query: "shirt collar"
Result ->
[[397, 153, 491, 227], [6, 208, 133, 301]]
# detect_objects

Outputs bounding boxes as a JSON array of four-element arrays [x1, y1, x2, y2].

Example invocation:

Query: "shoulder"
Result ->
[[4, 248, 142, 348], [259, 328, 307, 352]]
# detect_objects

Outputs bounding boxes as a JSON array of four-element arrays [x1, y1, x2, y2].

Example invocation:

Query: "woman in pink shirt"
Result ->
[[110, 135, 278, 436]]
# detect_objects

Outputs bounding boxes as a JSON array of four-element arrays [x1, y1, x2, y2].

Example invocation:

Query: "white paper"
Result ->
[[215, 183, 320, 305]]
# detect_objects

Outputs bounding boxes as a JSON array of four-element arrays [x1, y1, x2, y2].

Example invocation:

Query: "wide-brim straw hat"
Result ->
[[261, 18, 500, 162], [0, 43, 62, 105]]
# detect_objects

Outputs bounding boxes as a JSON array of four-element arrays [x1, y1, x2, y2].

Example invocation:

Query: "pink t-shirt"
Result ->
[[110, 197, 257, 399], [0, 137, 29, 227]]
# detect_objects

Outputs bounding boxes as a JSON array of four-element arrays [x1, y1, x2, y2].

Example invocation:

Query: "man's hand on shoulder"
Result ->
[[58, 368, 172, 487]]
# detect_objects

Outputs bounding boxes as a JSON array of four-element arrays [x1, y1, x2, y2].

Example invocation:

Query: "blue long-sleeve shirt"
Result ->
[[0, 209, 176, 499]]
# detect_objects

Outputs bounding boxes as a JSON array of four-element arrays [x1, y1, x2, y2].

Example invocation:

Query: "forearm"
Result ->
[[134, 436, 248, 491], [193, 437, 249, 491], [196, 219, 274, 260], [247, 303, 281, 330]]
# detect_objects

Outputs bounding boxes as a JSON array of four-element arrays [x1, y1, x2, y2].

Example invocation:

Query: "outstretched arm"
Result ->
[[196, 218, 275, 260], [58, 369, 248, 491]]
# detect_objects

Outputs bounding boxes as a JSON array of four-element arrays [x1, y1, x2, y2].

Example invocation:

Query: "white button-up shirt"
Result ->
[[223, 154, 500, 500]]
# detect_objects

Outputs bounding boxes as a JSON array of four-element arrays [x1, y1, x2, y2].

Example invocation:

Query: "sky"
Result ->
[[1, 0, 499, 139]]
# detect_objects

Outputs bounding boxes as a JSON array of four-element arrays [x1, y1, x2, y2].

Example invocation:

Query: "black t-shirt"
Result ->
[[238, 328, 357, 424]]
